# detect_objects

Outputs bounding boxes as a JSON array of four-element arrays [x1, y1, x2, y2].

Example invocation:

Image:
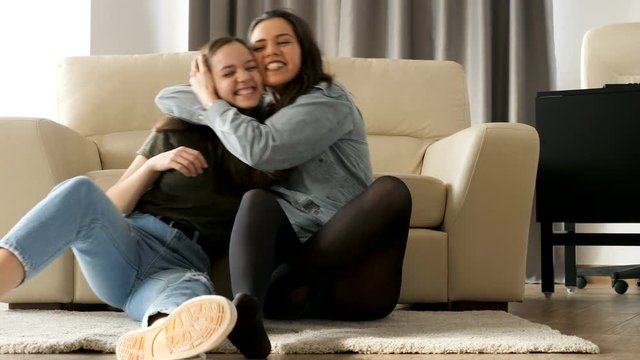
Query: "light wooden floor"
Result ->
[[2, 282, 639, 360]]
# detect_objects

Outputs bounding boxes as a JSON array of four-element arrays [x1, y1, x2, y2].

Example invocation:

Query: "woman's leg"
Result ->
[[109, 212, 235, 360], [295, 176, 412, 320], [226, 189, 301, 359], [0, 176, 139, 307], [228, 189, 301, 303], [126, 269, 214, 323], [116, 269, 236, 360], [0, 175, 216, 323], [122, 213, 215, 323]]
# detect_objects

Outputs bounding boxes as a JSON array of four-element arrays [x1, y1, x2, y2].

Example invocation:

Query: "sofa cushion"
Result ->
[[325, 58, 470, 139], [57, 53, 197, 169], [367, 135, 432, 174], [326, 57, 470, 175], [89, 130, 151, 169]]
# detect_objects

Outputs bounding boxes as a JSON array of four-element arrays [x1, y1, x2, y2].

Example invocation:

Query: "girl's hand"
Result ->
[[145, 146, 208, 177], [190, 54, 218, 109]]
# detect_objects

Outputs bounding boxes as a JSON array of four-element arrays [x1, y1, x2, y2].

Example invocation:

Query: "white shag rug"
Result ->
[[0, 309, 599, 354]]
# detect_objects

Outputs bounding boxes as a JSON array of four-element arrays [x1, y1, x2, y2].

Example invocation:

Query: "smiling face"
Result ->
[[209, 41, 263, 110], [249, 17, 302, 93]]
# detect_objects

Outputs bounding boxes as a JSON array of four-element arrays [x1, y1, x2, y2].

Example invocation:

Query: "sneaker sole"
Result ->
[[116, 295, 237, 360]]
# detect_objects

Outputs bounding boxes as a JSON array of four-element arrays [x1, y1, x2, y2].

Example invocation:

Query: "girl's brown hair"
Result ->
[[200, 36, 251, 70]]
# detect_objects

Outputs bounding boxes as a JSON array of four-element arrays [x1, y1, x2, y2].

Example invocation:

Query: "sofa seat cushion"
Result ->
[[87, 170, 447, 229], [375, 173, 446, 228]]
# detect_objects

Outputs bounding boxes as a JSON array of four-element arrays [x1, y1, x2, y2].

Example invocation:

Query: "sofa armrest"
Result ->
[[374, 172, 446, 228], [0, 117, 101, 304], [0, 117, 102, 226], [422, 123, 539, 302]]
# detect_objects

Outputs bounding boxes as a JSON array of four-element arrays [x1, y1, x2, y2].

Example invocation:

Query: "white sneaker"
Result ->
[[116, 295, 237, 360]]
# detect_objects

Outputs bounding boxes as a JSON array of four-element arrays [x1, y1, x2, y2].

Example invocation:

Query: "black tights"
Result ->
[[228, 175, 412, 321]]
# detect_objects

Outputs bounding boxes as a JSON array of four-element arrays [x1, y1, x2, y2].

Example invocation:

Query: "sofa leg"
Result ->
[[449, 301, 508, 311], [8, 303, 120, 311]]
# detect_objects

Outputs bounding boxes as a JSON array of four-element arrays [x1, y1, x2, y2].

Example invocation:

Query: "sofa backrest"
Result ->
[[57, 53, 470, 173], [57, 52, 196, 169], [326, 58, 469, 173]]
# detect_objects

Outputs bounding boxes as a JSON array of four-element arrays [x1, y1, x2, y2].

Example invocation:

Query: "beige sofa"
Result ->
[[0, 53, 539, 310]]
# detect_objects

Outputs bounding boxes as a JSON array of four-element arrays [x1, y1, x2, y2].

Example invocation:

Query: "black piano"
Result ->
[[535, 83, 640, 295]]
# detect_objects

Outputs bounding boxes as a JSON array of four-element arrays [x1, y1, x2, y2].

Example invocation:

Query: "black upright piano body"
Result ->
[[535, 84, 640, 294]]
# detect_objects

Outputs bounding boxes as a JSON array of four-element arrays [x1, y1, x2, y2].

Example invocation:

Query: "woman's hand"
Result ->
[[190, 54, 218, 109], [106, 147, 207, 215], [145, 146, 208, 177]]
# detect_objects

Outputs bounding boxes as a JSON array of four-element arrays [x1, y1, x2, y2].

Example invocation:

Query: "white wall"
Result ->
[[553, 0, 640, 265], [90, 0, 188, 55], [0, 0, 90, 119], [0, 0, 188, 119], [553, 0, 640, 91]]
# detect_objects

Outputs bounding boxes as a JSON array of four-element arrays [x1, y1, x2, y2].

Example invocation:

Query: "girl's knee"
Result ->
[[239, 188, 280, 211], [48, 176, 105, 212], [242, 188, 272, 201], [56, 176, 101, 197]]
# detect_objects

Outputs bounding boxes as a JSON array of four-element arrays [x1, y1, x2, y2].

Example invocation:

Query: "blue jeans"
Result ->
[[0, 176, 214, 325]]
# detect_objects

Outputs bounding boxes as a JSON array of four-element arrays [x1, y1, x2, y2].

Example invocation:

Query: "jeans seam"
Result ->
[[77, 219, 139, 272], [136, 228, 179, 280]]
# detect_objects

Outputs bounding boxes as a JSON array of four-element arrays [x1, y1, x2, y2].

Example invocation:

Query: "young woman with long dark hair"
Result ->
[[157, 9, 412, 359]]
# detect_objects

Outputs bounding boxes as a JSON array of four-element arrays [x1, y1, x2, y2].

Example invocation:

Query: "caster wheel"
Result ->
[[613, 279, 628, 294], [543, 292, 553, 299], [566, 286, 576, 294], [636, 279, 640, 288], [576, 276, 587, 289]]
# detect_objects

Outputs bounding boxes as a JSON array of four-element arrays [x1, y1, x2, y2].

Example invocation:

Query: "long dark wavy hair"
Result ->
[[248, 9, 333, 111]]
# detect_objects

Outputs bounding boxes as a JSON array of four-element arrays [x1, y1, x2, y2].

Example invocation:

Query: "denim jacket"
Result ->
[[155, 81, 373, 241]]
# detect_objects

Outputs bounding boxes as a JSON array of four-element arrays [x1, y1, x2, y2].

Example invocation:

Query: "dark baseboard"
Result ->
[[450, 301, 508, 312], [404, 301, 509, 312], [403, 302, 450, 311], [8, 303, 121, 312]]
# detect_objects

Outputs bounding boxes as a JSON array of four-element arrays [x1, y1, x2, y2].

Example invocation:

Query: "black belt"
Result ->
[[156, 216, 199, 241]]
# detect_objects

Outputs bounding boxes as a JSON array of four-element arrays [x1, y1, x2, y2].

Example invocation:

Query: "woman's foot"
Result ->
[[115, 295, 237, 360], [263, 263, 311, 320], [227, 293, 272, 359]]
